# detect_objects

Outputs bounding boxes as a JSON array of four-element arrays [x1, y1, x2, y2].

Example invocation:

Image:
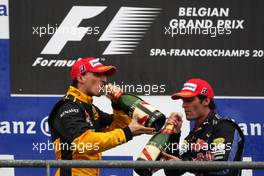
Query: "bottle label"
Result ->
[[139, 100, 156, 112], [138, 145, 161, 161], [137, 114, 149, 125], [132, 107, 149, 125], [131, 100, 158, 126], [162, 129, 175, 134], [162, 124, 175, 134]]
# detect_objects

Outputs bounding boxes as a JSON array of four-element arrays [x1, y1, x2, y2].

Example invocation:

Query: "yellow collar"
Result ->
[[66, 86, 93, 104]]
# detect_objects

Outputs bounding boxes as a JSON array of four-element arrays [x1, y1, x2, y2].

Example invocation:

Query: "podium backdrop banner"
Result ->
[[9, 0, 264, 96]]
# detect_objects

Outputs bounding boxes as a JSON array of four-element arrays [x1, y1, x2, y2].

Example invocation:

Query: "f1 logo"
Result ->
[[41, 6, 161, 55], [41, 6, 106, 55]]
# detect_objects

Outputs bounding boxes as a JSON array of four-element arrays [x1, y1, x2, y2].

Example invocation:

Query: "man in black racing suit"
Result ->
[[164, 78, 245, 176], [48, 57, 154, 176]]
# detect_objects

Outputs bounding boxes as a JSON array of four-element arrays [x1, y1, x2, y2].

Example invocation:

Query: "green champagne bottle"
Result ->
[[110, 90, 166, 131], [134, 124, 175, 176]]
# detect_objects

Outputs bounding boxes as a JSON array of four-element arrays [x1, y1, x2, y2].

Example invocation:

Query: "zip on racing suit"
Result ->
[[48, 86, 133, 176], [164, 111, 245, 176]]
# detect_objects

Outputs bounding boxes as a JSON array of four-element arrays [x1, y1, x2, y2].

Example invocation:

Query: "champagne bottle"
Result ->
[[109, 90, 166, 131], [134, 124, 175, 176]]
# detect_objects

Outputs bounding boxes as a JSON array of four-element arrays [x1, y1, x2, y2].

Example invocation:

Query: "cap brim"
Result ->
[[92, 65, 116, 76], [171, 91, 198, 100]]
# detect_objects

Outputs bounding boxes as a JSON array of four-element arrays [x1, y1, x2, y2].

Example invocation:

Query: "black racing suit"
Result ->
[[165, 111, 245, 176], [48, 86, 133, 176]]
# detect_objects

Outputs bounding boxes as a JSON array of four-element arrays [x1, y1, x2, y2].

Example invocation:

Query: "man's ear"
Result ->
[[76, 75, 84, 83], [202, 97, 210, 106]]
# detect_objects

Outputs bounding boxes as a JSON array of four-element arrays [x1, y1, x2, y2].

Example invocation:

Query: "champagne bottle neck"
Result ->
[[113, 91, 123, 101], [104, 84, 123, 102], [162, 124, 175, 134]]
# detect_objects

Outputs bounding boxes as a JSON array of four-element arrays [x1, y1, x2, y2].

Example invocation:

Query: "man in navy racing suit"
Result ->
[[164, 78, 245, 176]]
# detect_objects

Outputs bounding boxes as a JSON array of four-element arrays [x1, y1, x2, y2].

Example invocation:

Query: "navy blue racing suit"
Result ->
[[165, 111, 245, 176]]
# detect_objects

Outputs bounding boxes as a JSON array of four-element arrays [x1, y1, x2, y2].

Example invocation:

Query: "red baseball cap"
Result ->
[[171, 78, 214, 100], [70, 57, 116, 80]]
